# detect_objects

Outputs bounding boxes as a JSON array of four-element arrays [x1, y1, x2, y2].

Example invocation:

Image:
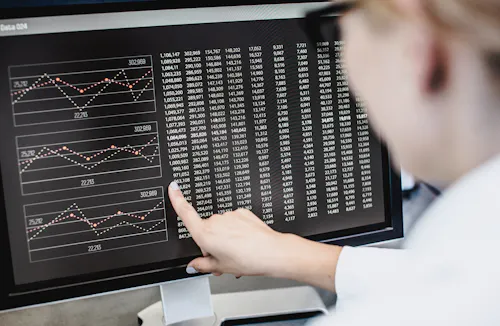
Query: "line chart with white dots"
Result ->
[[9, 55, 157, 126], [16, 122, 163, 195], [24, 187, 168, 262]]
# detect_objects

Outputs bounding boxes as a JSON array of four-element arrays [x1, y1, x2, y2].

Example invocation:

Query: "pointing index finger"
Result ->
[[168, 181, 203, 238]]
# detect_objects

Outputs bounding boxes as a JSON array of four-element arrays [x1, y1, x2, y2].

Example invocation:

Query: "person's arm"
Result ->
[[334, 246, 410, 299], [272, 238, 410, 298], [260, 232, 343, 292], [168, 182, 409, 295]]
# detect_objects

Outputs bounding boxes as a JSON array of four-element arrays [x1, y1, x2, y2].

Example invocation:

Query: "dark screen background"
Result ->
[[0, 18, 387, 285]]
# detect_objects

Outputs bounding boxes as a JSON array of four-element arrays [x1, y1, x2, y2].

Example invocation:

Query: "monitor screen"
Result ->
[[0, 1, 402, 311]]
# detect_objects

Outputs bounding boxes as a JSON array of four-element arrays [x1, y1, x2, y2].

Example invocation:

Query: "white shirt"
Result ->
[[312, 154, 500, 326]]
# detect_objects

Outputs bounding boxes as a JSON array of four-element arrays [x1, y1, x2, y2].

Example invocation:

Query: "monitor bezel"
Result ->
[[3, 0, 330, 20], [0, 0, 404, 312]]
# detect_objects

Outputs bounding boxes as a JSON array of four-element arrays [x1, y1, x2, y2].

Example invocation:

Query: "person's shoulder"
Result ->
[[407, 156, 500, 252]]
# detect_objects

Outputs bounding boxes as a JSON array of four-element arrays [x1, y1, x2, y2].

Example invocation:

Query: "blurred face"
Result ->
[[340, 5, 446, 183]]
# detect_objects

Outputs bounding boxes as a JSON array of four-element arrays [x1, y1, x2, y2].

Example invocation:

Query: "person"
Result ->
[[168, 0, 500, 324]]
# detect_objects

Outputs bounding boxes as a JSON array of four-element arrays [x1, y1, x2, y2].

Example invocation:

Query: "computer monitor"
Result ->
[[0, 0, 403, 312]]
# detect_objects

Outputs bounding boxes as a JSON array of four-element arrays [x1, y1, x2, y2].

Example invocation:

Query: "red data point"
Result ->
[[129, 85, 133, 89], [93, 224, 98, 228], [79, 90, 84, 94], [141, 217, 145, 221], [70, 213, 75, 217], [55, 77, 61, 82]]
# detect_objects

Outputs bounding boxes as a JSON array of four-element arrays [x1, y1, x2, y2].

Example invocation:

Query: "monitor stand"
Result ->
[[137, 280, 327, 326]]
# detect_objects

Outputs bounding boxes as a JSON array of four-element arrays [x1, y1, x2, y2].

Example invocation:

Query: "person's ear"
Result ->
[[397, 0, 449, 94], [424, 40, 449, 93]]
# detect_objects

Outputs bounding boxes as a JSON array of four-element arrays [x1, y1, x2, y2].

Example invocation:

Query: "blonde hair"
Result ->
[[366, 0, 500, 80]]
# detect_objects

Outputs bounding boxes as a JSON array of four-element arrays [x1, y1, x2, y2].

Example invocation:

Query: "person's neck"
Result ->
[[447, 101, 500, 188]]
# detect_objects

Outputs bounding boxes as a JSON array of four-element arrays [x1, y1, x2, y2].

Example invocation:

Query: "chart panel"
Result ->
[[17, 122, 162, 195], [25, 187, 167, 262], [9, 55, 156, 126]]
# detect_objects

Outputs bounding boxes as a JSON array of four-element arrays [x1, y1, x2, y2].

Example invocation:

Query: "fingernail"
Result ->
[[170, 181, 180, 191], [186, 266, 199, 275]]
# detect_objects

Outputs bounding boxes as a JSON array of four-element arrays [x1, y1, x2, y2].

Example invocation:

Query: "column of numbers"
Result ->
[[335, 41, 356, 212], [226, 47, 252, 210], [185, 50, 214, 218], [161, 52, 192, 239], [356, 98, 373, 209], [206, 49, 233, 214], [250, 46, 274, 225], [318, 42, 340, 215], [297, 43, 318, 219], [273, 44, 295, 221]]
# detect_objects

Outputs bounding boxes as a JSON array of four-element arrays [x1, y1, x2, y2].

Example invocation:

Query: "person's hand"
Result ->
[[168, 181, 343, 292], [168, 181, 290, 278]]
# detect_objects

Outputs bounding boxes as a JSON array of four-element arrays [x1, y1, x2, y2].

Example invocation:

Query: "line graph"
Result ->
[[16, 122, 163, 195], [9, 55, 157, 126], [24, 187, 168, 262], [27, 200, 165, 241], [19, 136, 159, 174]]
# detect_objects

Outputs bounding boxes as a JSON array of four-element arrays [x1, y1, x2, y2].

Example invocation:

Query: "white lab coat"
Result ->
[[312, 154, 500, 325]]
